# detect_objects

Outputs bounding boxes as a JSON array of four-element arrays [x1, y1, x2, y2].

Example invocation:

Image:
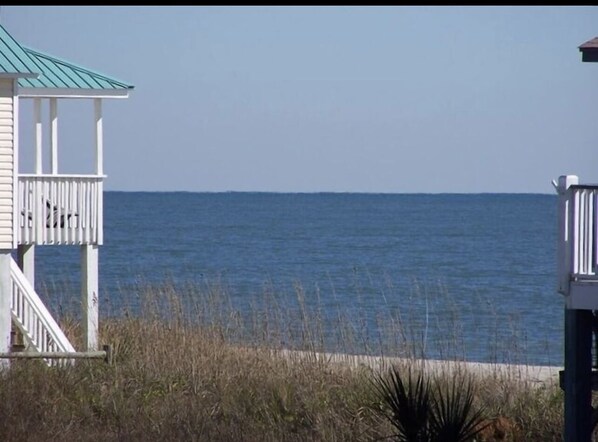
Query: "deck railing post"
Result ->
[[17, 244, 34, 288], [557, 175, 579, 296]]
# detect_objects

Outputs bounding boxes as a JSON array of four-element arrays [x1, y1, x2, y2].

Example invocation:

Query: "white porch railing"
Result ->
[[10, 258, 75, 361], [17, 174, 104, 245], [556, 177, 598, 309], [568, 185, 597, 279]]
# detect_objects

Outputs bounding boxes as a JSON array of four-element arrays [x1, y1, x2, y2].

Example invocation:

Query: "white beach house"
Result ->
[[0, 24, 133, 359]]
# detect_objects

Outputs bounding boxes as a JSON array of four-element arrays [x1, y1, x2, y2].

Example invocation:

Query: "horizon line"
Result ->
[[103, 189, 556, 196]]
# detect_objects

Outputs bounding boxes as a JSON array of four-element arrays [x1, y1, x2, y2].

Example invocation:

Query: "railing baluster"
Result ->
[[571, 191, 579, 273], [58, 179, 63, 244], [91, 180, 96, 243], [20, 180, 25, 244], [97, 181, 103, 245], [592, 189, 598, 275], [579, 189, 587, 275], [48, 180, 54, 244], [85, 181, 90, 244], [80, 180, 85, 243], [25, 179, 31, 244], [585, 190, 594, 275], [18, 180, 22, 244], [69, 179, 74, 243]]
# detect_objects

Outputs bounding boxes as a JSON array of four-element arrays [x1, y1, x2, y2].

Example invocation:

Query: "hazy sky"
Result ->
[[2, 6, 597, 193]]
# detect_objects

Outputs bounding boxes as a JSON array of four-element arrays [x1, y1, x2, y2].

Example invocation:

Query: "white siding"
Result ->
[[0, 80, 13, 249]]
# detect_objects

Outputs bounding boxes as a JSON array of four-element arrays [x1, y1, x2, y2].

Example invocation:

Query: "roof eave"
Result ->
[[17, 87, 132, 99], [0, 72, 39, 79]]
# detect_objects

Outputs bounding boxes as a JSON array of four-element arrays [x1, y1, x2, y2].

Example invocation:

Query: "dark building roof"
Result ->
[[579, 37, 598, 62]]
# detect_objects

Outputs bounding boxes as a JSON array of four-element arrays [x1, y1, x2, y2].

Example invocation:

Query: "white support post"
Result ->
[[50, 98, 58, 175], [34, 98, 42, 174], [17, 244, 35, 288], [95, 99, 104, 245], [0, 252, 11, 361], [81, 244, 99, 351], [94, 99, 103, 176], [556, 175, 579, 297], [12, 79, 19, 250]]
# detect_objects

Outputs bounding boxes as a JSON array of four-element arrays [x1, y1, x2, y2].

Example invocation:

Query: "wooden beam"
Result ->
[[0, 349, 108, 361]]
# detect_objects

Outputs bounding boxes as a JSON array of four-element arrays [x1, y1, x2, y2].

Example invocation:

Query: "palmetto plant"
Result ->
[[371, 367, 432, 442], [430, 374, 487, 442], [371, 366, 487, 442]]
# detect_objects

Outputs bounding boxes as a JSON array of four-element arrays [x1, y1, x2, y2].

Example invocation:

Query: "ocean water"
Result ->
[[32, 192, 562, 366]]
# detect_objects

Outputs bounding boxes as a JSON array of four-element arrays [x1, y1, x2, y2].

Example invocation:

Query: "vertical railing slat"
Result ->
[[97, 181, 103, 245], [575, 189, 579, 276], [577, 189, 587, 274], [585, 190, 594, 275], [592, 189, 598, 275], [80, 180, 85, 243]]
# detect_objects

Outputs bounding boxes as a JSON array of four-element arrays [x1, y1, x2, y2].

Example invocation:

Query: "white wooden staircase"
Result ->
[[9, 257, 75, 358]]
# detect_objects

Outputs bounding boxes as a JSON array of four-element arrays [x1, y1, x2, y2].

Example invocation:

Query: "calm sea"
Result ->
[[31, 192, 562, 366]]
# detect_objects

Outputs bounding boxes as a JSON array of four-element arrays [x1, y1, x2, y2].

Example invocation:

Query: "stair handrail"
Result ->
[[10, 258, 75, 353]]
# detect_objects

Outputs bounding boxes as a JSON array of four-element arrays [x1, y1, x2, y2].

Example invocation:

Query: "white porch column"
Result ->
[[34, 98, 42, 174], [81, 244, 99, 351], [50, 98, 58, 174], [95, 99, 104, 245], [17, 244, 35, 288], [95, 99, 103, 175], [0, 252, 11, 360]]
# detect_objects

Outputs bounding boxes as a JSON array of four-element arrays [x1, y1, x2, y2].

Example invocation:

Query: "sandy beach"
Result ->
[[274, 348, 562, 385]]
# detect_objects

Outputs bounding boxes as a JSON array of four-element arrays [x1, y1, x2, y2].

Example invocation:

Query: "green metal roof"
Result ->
[[18, 47, 134, 92], [0, 25, 40, 77], [0, 24, 133, 96]]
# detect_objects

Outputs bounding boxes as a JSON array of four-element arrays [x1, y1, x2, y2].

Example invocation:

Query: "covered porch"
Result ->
[[9, 38, 133, 354]]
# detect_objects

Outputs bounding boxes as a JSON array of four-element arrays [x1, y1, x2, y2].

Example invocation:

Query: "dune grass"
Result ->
[[0, 280, 568, 441]]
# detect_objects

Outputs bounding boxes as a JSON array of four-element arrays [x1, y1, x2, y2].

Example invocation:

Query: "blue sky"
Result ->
[[2, 6, 597, 193]]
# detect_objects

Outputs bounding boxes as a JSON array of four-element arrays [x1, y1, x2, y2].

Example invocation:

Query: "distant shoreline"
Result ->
[[103, 189, 557, 196]]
